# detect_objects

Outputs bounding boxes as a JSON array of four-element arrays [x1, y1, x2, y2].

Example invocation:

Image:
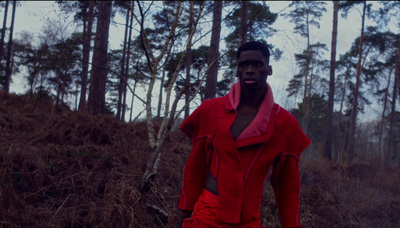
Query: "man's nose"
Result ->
[[245, 64, 255, 73]]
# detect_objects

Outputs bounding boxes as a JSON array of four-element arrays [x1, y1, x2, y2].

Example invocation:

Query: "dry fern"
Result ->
[[1, 92, 399, 227]]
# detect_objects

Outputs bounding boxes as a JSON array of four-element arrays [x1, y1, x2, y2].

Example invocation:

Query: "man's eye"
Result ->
[[239, 63, 248, 68]]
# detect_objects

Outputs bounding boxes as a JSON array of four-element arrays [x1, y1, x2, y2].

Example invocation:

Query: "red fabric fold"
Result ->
[[183, 189, 265, 228]]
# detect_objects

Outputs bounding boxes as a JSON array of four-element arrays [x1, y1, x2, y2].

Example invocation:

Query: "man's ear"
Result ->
[[268, 65, 273, 76]]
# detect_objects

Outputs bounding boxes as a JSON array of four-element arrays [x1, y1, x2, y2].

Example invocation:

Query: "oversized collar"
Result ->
[[224, 82, 276, 144]]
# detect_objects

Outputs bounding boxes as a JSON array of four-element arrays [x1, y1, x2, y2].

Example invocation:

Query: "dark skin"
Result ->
[[176, 50, 272, 227]]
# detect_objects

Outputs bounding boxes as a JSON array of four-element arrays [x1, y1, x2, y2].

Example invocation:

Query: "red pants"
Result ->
[[183, 189, 265, 228]]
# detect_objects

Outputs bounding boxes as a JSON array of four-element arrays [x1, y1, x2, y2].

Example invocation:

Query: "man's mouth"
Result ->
[[244, 79, 257, 85]]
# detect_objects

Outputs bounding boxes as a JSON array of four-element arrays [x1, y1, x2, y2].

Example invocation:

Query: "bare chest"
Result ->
[[230, 107, 259, 140]]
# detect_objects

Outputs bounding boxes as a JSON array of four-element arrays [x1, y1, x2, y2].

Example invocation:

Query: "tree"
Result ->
[[283, 1, 327, 134], [137, 1, 207, 193], [222, 1, 278, 95], [0, 0, 9, 71], [122, 1, 135, 122], [165, 45, 209, 101], [56, 1, 97, 110], [115, 1, 131, 121], [360, 30, 400, 164], [185, 1, 194, 118], [324, 1, 339, 160], [79, 1, 95, 110], [333, 26, 397, 163], [373, 1, 400, 165], [12, 34, 50, 99], [290, 94, 328, 159], [376, 65, 394, 163], [48, 33, 81, 111], [133, 1, 188, 120], [4, 0, 16, 93], [240, 1, 248, 44], [224, 1, 278, 52], [88, 1, 112, 115], [334, 54, 353, 162], [204, 1, 222, 100], [387, 37, 400, 165], [341, 1, 369, 162]]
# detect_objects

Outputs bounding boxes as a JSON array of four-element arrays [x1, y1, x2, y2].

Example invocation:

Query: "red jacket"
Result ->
[[178, 83, 311, 227]]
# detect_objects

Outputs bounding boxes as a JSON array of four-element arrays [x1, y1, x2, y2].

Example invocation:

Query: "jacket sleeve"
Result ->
[[178, 100, 216, 211], [270, 113, 311, 228]]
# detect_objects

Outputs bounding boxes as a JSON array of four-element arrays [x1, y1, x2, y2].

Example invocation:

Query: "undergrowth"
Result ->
[[0, 91, 399, 228]]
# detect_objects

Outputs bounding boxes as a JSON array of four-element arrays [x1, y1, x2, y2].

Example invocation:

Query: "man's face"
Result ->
[[236, 50, 271, 92]]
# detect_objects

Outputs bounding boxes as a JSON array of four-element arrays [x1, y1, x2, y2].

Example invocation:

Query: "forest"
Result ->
[[0, 1, 399, 227]]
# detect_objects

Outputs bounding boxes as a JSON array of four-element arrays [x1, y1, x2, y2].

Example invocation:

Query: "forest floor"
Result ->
[[1, 91, 400, 228]]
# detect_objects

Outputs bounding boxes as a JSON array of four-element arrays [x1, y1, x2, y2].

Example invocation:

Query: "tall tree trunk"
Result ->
[[302, 12, 311, 134], [347, 1, 366, 162], [240, 1, 248, 44], [204, 1, 222, 100], [0, 0, 9, 65], [386, 40, 400, 165], [122, 1, 134, 122], [378, 67, 393, 164], [185, 2, 194, 119], [306, 52, 314, 136], [79, 1, 94, 110], [75, 77, 79, 110], [117, 3, 130, 121], [4, 0, 16, 93], [88, 1, 112, 115], [324, 1, 339, 160], [60, 73, 66, 109]]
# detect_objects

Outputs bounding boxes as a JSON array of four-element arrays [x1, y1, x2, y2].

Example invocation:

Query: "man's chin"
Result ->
[[242, 83, 258, 92]]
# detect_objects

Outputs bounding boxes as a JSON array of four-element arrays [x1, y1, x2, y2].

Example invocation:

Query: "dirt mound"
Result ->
[[1, 92, 399, 227]]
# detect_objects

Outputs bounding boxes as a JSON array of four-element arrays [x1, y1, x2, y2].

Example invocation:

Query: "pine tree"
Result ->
[[88, 1, 112, 115]]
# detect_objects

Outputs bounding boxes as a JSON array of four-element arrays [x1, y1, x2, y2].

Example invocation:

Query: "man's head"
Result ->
[[237, 40, 271, 63], [236, 41, 273, 93]]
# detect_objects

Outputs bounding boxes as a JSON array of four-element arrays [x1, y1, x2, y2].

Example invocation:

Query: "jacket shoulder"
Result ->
[[275, 105, 299, 130], [179, 99, 219, 139]]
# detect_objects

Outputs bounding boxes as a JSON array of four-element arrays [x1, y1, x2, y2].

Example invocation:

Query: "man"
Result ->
[[176, 41, 311, 228]]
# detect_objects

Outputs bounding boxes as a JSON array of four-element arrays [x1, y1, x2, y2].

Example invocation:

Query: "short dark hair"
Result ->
[[236, 40, 270, 62]]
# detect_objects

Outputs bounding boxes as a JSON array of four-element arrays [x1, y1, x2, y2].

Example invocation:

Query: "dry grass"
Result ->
[[0, 91, 399, 228]]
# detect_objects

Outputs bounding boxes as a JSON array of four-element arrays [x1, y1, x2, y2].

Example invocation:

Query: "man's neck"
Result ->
[[239, 87, 267, 109]]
